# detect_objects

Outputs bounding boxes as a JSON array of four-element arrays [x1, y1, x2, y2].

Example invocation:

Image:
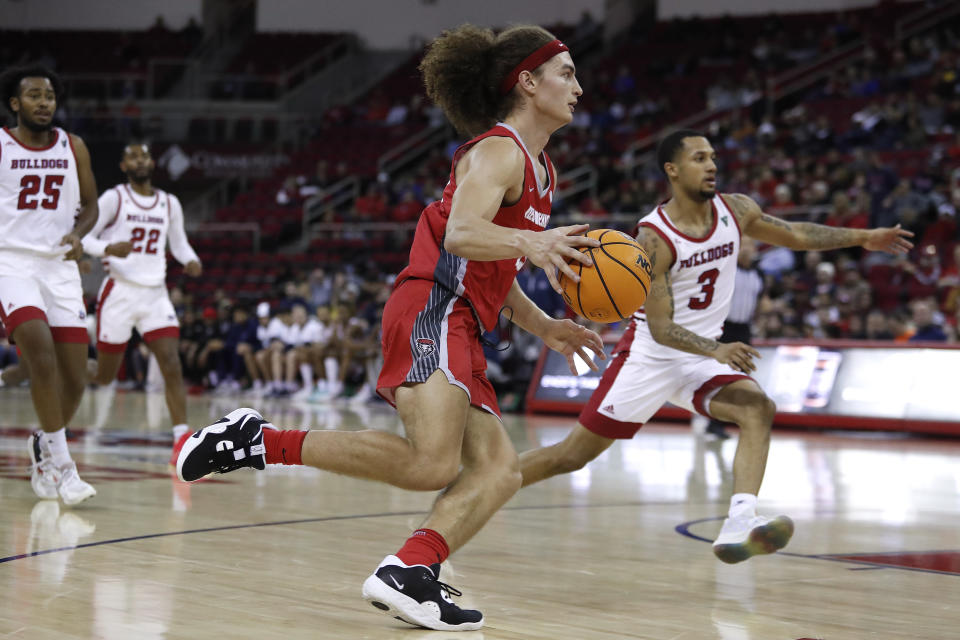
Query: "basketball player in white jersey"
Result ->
[[83, 142, 202, 465], [0, 65, 100, 504], [519, 129, 914, 563]]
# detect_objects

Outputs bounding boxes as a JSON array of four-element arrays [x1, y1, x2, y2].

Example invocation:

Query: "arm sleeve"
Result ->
[[82, 188, 121, 257], [166, 194, 201, 265]]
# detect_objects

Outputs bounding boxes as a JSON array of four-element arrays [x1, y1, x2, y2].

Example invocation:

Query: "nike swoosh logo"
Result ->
[[389, 575, 404, 590], [281, 447, 287, 463], [528, 187, 534, 192]]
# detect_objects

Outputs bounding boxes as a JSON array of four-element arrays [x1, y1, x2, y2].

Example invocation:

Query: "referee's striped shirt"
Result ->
[[727, 266, 764, 324]]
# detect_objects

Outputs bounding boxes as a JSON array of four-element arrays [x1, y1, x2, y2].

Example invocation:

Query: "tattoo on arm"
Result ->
[[790, 221, 861, 250], [664, 324, 720, 354], [760, 213, 791, 231], [650, 270, 719, 355]]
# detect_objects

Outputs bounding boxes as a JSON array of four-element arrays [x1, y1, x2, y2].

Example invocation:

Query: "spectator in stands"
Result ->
[[862, 309, 894, 340], [242, 302, 272, 393], [938, 243, 960, 315], [389, 190, 422, 223], [909, 298, 948, 342], [332, 317, 380, 403], [305, 304, 343, 400], [308, 268, 333, 308], [217, 305, 257, 392], [825, 191, 868, 229], [195, 306, 226, 387], [254, 302, 295, 396], [276, 175, 302, 207], [354, 184, 387, 219], [878, 178, 929, 228], [903, 243, 942, 300]]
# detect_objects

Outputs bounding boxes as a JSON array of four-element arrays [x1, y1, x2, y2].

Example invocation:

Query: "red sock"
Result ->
[[396, 529, 450, 567], [263, 429, 307, 465]]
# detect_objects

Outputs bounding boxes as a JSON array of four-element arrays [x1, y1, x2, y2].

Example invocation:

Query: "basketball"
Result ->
[[559, 229, 653, 323]]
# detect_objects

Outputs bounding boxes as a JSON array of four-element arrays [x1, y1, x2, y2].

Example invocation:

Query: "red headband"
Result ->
[[499, 39, 569, 95]]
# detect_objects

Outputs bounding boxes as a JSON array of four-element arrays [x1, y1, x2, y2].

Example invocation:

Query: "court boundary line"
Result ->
[[3, 505, 956, 578]]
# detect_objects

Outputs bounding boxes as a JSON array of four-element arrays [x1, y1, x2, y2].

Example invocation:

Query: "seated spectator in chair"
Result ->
[[254, 302, 296, 396], [287, 304, 324, 399], [909, 298, 948, 342], [195, 306, 226, 387], [240, 302, 272, 392]]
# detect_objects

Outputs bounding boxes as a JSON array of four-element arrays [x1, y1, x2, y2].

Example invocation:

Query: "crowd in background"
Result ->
[[3, 7, 960, 410]]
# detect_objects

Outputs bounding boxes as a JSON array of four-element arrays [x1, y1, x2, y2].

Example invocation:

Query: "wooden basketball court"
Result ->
[[1, 386, 959, 639]]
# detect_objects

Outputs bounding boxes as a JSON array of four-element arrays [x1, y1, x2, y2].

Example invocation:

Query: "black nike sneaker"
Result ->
[[176, 408, 276, 482], [361, 555, 484, 631]]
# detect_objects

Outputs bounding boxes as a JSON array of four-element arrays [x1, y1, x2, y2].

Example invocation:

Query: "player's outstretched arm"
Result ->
[[61, 134, 99, 260], [637, 225, 759, 373], [726, 192, 914, 254], [502, 280, 605, 374], [443, 137, 599, 292]]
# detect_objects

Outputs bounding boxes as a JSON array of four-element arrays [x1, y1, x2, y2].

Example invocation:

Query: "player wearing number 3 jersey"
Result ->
[[83, 142, 201, 463], [0, 65, 99, 504], [519, 130, 915, 564]]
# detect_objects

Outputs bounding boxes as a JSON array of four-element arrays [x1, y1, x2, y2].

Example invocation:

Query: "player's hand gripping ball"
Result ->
[[559, 229, 652, 323]]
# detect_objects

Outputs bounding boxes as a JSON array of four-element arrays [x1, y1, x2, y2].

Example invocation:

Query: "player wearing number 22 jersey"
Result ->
[[83, 142, 201, 468], [84, 178, 198, 351]]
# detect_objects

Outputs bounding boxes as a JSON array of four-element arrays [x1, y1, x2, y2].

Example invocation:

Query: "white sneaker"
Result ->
[[712, 514, 794, 564], [57, 463, 96, 505], [291, 386, 313, 401], [27, 433, 60, 500], [349, 383, 373, 405]]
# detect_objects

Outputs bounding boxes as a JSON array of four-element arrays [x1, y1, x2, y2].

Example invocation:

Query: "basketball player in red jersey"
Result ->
[[177, 25, 605, 630], [83, 142, 202, 465], [0, 65, 100, 504], [519, 129, 913, 563]]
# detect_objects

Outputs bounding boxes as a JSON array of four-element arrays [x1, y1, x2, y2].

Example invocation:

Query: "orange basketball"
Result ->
[[559, 228, 653, 323]]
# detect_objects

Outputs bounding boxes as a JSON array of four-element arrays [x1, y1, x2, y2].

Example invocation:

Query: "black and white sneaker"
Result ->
[[361, 555, 484, 631], [176, 408, 276, 482]]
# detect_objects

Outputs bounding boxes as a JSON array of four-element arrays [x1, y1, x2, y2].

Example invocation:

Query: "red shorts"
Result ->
[[377, 278, 500, 418]]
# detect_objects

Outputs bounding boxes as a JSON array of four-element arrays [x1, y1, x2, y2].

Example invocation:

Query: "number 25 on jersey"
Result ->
[[18, 174, 64, 210]]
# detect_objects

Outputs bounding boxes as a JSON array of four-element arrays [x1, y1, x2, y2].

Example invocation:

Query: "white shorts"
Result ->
[[579, 349, 752, 439], [95, 277, 179, 352], [0, 250, 87, 343]]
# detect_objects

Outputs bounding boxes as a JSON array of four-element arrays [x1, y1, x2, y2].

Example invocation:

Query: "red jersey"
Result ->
[[395, 123, 556, 331]]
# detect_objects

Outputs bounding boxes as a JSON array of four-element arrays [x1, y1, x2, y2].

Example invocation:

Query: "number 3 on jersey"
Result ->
[[131, 227, 160, 254], [18, 174, 64, 210], [689, 268, 719, 310]]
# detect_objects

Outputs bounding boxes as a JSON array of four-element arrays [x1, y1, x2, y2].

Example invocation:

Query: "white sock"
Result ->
[[729, 493, 758, 519], [299, 363, 314, 389], [172, 423, 189, 441], [323, 357, 339, 385], [43, 428, 73, 467]]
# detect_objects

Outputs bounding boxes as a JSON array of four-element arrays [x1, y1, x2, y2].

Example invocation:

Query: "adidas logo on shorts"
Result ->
[[602, 404, 615, 414]]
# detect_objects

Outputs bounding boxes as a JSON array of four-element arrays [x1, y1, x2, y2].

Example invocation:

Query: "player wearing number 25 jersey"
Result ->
[[0, 64, 100, 504]]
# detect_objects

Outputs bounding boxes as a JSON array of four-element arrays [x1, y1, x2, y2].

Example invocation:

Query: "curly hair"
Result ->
[[419, 24, 556, 137], [0, 64, 64, 117]]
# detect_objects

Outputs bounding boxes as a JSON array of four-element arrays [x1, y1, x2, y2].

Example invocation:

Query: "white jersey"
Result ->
[[264, 317, 297, 346], [0, 127, 81, 257], [626, 194, 741, 359], [83, 184, 199, 287], [294, 318, 329, 345]]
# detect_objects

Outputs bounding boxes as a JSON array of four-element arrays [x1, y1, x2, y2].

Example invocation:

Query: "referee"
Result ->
[[706, 239, 764, 439]]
